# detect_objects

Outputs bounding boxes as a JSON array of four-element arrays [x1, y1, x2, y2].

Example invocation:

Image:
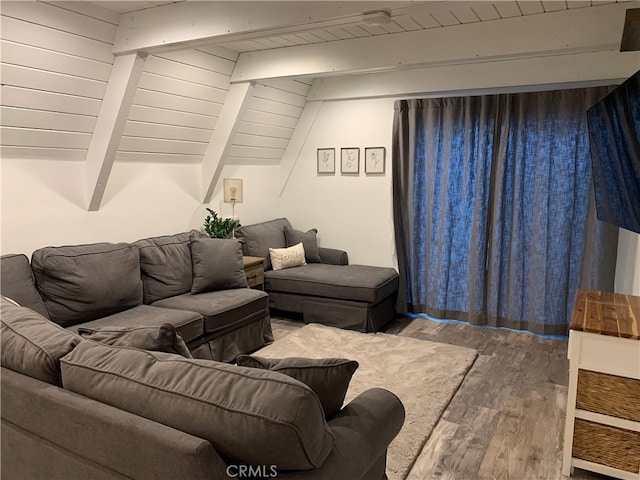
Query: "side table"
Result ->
[[562, 289, 640, 480], [242, 256, 265, 290]]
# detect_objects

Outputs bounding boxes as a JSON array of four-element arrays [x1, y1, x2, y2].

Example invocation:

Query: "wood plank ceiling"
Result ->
[[0, 0, 630, 172]]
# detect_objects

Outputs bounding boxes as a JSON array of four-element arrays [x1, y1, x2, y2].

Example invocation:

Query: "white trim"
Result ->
[[575, 410, 640, 433], [112, 2, 386, 55], [307, 51, 637, 101], [278, 100, 323, 196], [201, 82, 255, 204], [571, 458, 639, 480], [231, 3, 632, 82], [86, 52, 147, 211]]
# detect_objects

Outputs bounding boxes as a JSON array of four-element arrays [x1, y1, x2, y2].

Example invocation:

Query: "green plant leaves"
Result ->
[[203, 209, 239, 238]]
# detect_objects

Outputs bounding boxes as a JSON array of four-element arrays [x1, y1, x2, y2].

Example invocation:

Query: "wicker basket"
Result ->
[[572, 419, 640, 473], [576, 369, 640, 421]]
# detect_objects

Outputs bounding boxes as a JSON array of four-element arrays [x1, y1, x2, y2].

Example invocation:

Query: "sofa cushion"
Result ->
[[236, 355, 359, 418], [134, 231, 201, 304], [67, 305, 204, 345], [31, 242, 143, 327], [270, 242, 307, 271], [285, 227, 321, 263], [234, 217, 292, 270], [190, 238, 247, 294], [1, 296, 81, 386], [61, 341, 334, 470], [152, 289, 268, 336], [78, 324, 193, 358], [265, 264, 400, 303], [0, 253, 50, 319]]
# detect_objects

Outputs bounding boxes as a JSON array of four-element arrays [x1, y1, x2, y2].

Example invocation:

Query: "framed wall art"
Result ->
[[340, 147, 360, 174], [365, 147, 386, 174], [317, 148, 335, 174]]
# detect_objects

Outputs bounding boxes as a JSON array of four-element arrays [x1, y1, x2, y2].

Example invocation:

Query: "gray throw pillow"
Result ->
[[1, 253, 51, 319], [1, 296, 82, 386], [236, 355, 359, 418], [285, 226, 322, 263], [234, 218, 293, 270], [31, 242, 143, 327], [77, 324, 193, 358], [135, 231, 203, 304], [190, 238, 248, 294]]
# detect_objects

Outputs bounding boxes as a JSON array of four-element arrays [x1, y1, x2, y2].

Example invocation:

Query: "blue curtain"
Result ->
[[392, 88, 618, 335]]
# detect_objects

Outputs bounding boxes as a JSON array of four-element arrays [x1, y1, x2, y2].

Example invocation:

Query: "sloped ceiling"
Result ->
[[1, 0, 638, 210]]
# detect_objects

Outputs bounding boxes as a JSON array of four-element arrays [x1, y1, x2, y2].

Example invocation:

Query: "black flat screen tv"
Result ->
[[587, 69, 640, 234]]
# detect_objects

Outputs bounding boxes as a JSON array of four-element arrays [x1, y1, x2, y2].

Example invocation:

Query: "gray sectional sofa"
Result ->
[[0, 230, 273, 362], [235, 218, 400, 332], [1, 296, 406, 480]]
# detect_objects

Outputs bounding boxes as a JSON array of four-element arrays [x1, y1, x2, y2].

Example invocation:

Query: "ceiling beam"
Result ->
[[231, 2, 632, 83], [112, 1, 405, 55], [201, 82, 255, 204], [307, 51, 640, 101], [279, 100, 323, 196], [86, 52, 147, 211]]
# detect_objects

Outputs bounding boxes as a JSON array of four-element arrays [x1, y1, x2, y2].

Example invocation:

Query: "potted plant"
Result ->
[[203, 208, 239, 238]]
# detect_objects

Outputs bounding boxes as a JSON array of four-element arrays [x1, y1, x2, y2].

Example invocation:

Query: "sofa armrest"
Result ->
[[276, 388, 405, 480], [1, 368, 228, 480], [319, 247, 348, 265]]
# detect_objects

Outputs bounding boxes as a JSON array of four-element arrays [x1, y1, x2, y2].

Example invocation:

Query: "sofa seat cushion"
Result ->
[[67, 305, 204, 344], [0, 254, 50, 319], [61, 341, 335, 470], [152, 289, 269, 336], [265, 265, 399, 303], [134, 231, 201, 304], [1, 296, 81, 386], [31, 242, 143, 327]]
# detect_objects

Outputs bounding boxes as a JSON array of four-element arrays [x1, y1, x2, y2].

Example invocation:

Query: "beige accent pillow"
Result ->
[[269, 242, 306, 271]]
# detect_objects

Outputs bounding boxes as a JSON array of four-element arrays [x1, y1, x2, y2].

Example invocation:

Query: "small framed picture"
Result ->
[[317, 148, 335, 174], [340, 147, 360, 174], [365, 147, 386, 174]]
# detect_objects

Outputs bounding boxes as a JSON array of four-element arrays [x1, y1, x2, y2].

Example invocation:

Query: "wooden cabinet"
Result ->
[[242, 256, 264, 290], [562, 289, 640, 480]]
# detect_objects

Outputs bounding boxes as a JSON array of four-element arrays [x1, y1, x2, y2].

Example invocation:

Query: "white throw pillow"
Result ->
[[269, 242, 307, 271]]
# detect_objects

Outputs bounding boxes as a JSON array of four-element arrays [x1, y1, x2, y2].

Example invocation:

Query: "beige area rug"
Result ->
[[254, 323, 478, 480]]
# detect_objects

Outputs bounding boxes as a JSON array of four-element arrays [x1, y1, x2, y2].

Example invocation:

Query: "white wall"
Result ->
[[195, 163, 283, 230], [0, 157, 286, 257], [280, 99, 396, 268], [616, 229, 640, 295], [1, 159, 201, 255]]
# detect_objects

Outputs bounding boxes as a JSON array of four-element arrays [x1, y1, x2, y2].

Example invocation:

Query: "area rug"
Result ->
[[253, 323, 478, 480]]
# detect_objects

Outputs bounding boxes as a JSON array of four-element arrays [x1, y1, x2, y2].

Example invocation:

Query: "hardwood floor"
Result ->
[[270, 316, 615, 480]]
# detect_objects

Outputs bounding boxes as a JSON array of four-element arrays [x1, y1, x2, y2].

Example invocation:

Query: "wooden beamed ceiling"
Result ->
[[2, 1, 638, 210]]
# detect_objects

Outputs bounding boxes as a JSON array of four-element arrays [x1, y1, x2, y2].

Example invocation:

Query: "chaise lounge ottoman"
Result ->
[[235, 218, 399, 332]]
